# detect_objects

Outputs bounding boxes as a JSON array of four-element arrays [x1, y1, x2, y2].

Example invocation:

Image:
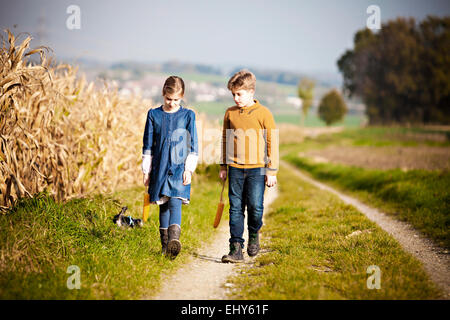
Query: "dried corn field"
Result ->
[[0, 30, 218, 212]]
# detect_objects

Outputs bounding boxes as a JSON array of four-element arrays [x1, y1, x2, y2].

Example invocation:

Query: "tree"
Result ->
[[297, 78, 315, 127], [337, 16, 450, 125], [318, 89, 348, 126]]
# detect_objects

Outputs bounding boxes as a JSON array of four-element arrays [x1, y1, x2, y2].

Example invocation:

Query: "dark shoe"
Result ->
[[247, 232, 260, 257], [222, 242, 244, 263], [167, 224, 181, 259], [159, 228, 168, 255]]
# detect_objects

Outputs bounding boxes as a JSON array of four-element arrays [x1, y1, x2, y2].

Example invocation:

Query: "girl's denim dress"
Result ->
[[142, 106, 198, 203]]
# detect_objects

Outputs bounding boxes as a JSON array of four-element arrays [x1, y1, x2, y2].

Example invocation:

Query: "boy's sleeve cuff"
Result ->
[[265, 168, 278, 176]]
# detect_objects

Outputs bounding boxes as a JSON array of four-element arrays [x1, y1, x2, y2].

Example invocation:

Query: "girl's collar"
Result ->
[[161, 105, 183, 113]]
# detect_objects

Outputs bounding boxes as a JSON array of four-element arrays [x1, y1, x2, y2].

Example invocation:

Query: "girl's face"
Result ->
[[163, 92, 183, 110]]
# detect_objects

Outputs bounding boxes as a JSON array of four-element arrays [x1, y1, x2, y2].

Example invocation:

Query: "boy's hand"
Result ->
[[143, 173, 150, 186], [265, 174, 277, 187], [183, 170, 192, 185], [219, 169, 227, 181]]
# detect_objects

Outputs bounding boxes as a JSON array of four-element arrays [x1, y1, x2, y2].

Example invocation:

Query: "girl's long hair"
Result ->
[[162, 76, 185, 96]]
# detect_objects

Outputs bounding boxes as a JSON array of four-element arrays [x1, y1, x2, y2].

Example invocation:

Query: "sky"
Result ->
[[1, 0, 449, 75]]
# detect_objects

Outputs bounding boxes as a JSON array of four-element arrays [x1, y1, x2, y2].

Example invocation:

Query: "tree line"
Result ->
[[337, 16, 450, 125]]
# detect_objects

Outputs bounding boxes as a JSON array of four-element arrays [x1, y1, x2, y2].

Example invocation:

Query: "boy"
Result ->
[[219, 70, 278, 263]]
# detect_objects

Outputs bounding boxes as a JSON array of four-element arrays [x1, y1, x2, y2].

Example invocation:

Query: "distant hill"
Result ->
[[109, 60, 222, 77], [228, 66, 341, 87], [66, 58, 341, 88]]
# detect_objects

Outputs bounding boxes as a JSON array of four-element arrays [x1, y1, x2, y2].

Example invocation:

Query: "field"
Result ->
[[302, 145, 450, 170], [280, 126, 450, 248]]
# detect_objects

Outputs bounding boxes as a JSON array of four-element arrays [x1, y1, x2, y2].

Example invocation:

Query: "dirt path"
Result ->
[[146, 184, 279, 300], [282, 159, 450, 298]]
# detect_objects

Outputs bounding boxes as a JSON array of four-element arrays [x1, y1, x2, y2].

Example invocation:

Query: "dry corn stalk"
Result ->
[[0, 29, 148, 210], [0, 29, 219, 212]]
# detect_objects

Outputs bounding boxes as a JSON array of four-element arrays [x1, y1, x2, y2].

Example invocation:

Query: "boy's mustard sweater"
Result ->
[[220, 100, 278, 176]]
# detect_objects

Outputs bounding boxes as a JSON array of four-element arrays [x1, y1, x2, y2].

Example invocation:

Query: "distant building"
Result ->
[[286, 96, 302, 109], [195, 94, 216, 102]]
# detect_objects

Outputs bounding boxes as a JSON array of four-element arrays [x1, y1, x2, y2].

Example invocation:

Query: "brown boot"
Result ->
[[167, 224, 181, 259], [221, 242, 244, 263], [247, 232, 260, 257], [159, 228, 168, 255]]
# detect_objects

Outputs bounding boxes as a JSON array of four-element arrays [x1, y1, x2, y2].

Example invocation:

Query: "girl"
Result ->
[[142, 76, 198, 259]]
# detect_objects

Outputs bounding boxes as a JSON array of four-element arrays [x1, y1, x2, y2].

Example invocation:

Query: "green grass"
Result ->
[[228, 165, 443, 299], [283, 155, 450, 249], [177, 72, 228, 84], [192, 101, 230, 117], [279, 126, 450, 248], [274, 113, 365, 127], [0, 164, 227, 299]]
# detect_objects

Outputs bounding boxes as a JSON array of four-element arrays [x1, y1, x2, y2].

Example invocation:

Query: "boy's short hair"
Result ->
[[227, 69, 256, 92]]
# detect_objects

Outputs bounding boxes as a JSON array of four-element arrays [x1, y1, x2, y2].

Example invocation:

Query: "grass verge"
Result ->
[[280, 126, 450, 248], [0, 164, 226, 299], [282, 154, 450, 249], [228, 165, 443, 299]]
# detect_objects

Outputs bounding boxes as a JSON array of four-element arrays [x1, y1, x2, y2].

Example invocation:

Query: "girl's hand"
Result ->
[[183, 170, 192, 185], [265, 174, 277, 187], [143, 173, 150, 186], [219, 169, 227, 181]]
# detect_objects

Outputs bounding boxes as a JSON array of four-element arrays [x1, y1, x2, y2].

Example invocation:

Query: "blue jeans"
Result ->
[[159, 197, 182, 229], [228, 166, 266, 247]]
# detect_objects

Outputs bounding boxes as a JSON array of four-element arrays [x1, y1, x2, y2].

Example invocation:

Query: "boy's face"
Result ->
[[163, 92, 183, 109], [232, 89, 255, 108]]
